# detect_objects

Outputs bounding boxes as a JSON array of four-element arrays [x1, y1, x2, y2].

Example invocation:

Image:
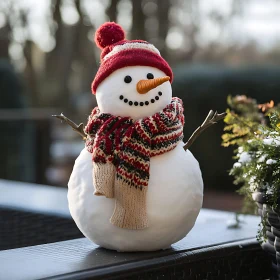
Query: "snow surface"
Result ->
[[263, 136, 280, 146], [238, 152, 252, 163]]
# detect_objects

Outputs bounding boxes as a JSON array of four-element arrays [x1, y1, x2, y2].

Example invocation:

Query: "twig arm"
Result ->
[[52, 113, 87, 140], [52, 110, 225, 148], [183, 110, 226, 151]]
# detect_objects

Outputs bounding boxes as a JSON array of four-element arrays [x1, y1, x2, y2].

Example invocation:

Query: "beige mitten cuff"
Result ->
[[92, 162, 115, 198], [110, 178, 148, 229]]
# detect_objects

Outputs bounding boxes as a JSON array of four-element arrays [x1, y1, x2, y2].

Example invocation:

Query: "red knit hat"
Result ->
[[91, 22, 173, 94]]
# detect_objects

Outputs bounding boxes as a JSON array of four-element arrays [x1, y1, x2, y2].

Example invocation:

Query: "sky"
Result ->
[[2, 0, 280, 58], [190, 0, 280, 50], [220, 0, 280, 49]]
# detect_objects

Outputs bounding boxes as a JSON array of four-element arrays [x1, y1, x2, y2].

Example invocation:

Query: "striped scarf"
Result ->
[[85, 97, 184, 229]]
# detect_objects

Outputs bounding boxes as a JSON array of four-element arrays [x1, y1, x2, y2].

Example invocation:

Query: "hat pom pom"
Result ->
[[94, 22, 125, 49]]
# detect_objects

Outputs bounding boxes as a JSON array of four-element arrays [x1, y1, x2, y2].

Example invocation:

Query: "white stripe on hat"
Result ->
[[103, 42, 161, 61]]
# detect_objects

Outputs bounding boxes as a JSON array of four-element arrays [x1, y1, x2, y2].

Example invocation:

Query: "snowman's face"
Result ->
[[95, 66, 172, 120]]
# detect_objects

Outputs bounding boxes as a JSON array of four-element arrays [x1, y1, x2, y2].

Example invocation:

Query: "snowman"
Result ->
[[67, 22, 204, 252]]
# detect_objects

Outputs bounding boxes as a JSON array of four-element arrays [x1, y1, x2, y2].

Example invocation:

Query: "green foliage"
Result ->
[[222, 95, 264, 147], [222, 95, 280, 242]]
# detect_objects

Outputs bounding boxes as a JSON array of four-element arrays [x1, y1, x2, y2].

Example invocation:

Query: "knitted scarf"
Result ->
[[85, 97, 184, 230]]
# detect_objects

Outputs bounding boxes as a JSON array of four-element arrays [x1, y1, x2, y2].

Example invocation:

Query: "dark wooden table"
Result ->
[[0, 180, 272, 279]]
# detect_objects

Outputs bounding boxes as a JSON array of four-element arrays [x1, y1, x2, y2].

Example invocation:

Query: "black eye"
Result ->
[[147, 73, 154, 79], [124, 75, 132, 83]]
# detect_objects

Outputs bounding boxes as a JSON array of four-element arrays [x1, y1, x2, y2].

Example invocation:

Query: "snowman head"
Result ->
[[91, 22, 173, 120], [96, 66, 172, 119]]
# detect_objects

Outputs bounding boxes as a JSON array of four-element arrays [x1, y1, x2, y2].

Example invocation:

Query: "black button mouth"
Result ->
[[120, 92, 163, 106]]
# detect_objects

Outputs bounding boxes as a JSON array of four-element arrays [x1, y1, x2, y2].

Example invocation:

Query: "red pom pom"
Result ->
[[94, 22, 125, 49]]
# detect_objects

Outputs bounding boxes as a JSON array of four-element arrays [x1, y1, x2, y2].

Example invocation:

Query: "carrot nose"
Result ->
[[136, 76, 170, 94]]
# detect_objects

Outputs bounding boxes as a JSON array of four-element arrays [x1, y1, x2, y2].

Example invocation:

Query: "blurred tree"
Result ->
[[2, 0, 280, 188], [42, 0, 97, 108], [0, 0, 97, 110], [0, 0, 279, 110], [0, 22, 10, 59], [157, 0, 170, 58], [0, 59, 34, 182], [131, 0, 146, 41], [106, 0, 119, 22]]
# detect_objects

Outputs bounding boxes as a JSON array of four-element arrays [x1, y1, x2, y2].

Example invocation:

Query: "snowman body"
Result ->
[[68, 61, 204, 251], [68, 142, 203, 252]]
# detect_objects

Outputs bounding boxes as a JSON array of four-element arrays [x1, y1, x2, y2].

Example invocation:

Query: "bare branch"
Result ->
[[183, 110, 226, 151], [131, 0, 146, 41], [52, 113, 87, 140], [106, 0, 119, 22]]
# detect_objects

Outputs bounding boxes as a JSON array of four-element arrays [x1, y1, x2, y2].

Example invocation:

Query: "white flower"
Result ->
[[249, 184, 258, 192], [248, 176, 256, 185], [266, 159, 277, 165], [275, 137, 280, 145], [249, 184, 256, 192], [238, 146, 244, 154], [266, 184, 274, 195], [238, 152, 252, 163], [233, 162, 242, 168], [258, 155, 267, 162], [267, 189, 273, 195], [248, 176, 258, 191]]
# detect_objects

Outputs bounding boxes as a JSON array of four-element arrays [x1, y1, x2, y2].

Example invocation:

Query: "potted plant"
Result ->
[[222, 95, 280, 279]]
